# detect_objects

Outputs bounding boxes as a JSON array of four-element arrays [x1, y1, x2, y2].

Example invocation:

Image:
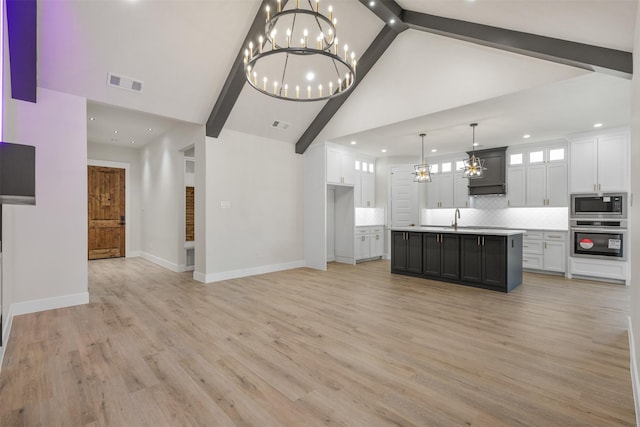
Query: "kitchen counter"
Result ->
[[392, 226, 525, 236], [391, 228, 523, 292]]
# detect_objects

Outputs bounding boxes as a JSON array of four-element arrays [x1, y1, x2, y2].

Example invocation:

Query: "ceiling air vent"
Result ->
[[271, 120, 290, 130], [107, 72, 144, 94]]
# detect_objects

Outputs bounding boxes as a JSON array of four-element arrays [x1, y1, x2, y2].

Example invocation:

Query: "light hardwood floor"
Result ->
[[0, 258, 635, 426]]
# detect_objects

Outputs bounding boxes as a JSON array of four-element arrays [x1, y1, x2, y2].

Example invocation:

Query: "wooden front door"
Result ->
[[88, 166, 125, 260]]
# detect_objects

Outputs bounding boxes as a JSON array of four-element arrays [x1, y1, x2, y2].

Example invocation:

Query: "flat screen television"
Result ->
[[0, 142, 35, 205]]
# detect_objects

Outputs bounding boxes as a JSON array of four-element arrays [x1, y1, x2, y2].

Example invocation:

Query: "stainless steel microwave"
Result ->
[[570, 193, 626, 219]]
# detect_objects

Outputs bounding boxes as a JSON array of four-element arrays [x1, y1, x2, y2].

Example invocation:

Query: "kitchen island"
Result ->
[[391, 227, 524, 292]]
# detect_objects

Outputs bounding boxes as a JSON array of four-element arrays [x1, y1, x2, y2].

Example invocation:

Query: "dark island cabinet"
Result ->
[[392, 230, 523, 292], [391, 231, 422, 274], [460, 235, 507, 289], [423, 233, 459, 280]]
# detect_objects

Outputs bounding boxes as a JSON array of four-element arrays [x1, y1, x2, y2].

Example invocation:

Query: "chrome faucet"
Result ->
[[452, 208, 461, 230]]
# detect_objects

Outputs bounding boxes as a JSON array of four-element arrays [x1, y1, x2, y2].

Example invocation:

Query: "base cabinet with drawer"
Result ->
[[522, 230, 567, 274], [355, 226, 384, 262]]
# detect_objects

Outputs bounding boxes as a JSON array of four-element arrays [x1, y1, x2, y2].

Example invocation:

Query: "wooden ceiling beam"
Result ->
[[294, 24, 405, 154], [401, 9, 632, 78], [206, 1, 286, 138]]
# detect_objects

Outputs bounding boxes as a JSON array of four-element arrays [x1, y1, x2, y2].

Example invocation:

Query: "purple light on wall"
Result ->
[[6, 0, 36, 104]]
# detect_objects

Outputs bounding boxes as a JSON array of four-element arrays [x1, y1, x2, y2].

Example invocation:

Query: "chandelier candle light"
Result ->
[[414, 133, 432, 183], [244, 0, 357, 101], [462, 123, 486, 179]]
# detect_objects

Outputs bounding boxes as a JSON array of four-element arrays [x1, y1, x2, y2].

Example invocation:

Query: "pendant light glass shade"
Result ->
[[462, 123, 486, 179], [414, 133, 432, 183]]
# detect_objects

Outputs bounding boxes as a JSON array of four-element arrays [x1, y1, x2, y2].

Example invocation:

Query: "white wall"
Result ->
[[2, 87, 89, 331], [140, 122, 204, 272], [628, 2, 640, 420], [87, 142, 142, 256], [201, 129, 304, 282]]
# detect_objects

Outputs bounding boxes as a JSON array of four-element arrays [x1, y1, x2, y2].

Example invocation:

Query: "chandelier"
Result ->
[[462, 123, 486, 179], [414, 133, 432, 183], [243, 0, 357, 102]]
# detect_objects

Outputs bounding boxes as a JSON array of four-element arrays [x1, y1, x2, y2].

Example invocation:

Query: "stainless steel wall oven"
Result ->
[[570, 220, 626, 261]]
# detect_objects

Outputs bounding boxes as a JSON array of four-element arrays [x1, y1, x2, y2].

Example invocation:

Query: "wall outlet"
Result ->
[[220, 201, 231, 209]]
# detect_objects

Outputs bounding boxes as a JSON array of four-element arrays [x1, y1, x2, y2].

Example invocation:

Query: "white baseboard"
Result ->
[[1, 292, 89, 371], [335, 256, 354, 265], [140, 252, 185, 273], [193, 271, 206, 283], [201, 260, 305, 283], [0, 304, 14, 369], [628, 316, 640, 427], [11, 292, 89, 316]]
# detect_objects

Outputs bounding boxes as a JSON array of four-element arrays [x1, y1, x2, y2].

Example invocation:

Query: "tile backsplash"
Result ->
[[356, 208, 385, 226], [423, 197, 568, 230]]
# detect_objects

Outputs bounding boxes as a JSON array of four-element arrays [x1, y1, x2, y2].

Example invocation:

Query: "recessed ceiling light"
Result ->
[[389, 19, 395, 24], [473, 142, 479, 146], [593, 123, 603, 128], [148, 128, 153, 131], [306, 72, 315, 81], [89, 117, 95, 121], [114, 130, 118, 134], [523, 134, 531, 139], [369, 1, 375, 6], [381, 149, 387, 153], [131, 140, 135, 144], [431, 149, 437, 153], [350, 141, 357, 145]]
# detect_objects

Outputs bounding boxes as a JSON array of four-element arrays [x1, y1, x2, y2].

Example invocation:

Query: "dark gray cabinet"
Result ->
[[460, 235, 507, 289], [423, 233, 459, 280], [393, 230, 523, 292], [467, 147, 507, 196], [391, 231, 422, 274]]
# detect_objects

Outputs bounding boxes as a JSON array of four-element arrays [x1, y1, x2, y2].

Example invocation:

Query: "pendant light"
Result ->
[[413, 133, 432, 183], [462, 123, 486, 179]]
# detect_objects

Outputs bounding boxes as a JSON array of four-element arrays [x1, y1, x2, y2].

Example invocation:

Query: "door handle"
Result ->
[[482, 236, 485, 246], [477, 236, 480, 246]]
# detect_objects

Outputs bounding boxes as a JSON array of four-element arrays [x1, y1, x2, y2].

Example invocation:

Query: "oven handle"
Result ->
[[571, 227, 627, 233]]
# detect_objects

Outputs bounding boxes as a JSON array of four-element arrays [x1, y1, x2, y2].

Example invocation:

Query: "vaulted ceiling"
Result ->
[[38, 0, 637, 157]]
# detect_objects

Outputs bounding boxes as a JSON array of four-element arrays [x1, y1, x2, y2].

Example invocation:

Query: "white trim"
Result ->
[[201, 260, 305, 283], [628, 316, 640, 427], [140, 252, 185, 273], [88, 159, 132, 257], [193, 271, 206, 282], [0, 304, 14, 370], [11, 292, 89, 316]]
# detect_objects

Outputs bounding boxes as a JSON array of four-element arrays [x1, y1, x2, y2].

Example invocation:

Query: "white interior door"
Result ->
[[390, 165, 419, 227]]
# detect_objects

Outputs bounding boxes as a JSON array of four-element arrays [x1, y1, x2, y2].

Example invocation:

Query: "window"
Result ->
[[549, 148, 565, 162], [529, 150, 544, 164], [455, 160, 465, 171], [355, 160, 360, 171], [368, 163, 374, 173], [441, 162, 452, 173], [431, 164, 439, 174], [509, 153, 523, 166]]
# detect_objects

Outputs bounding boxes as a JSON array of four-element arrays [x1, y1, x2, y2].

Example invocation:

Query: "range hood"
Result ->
[[466, 146, 506, 196], [0, 142, 35, 205]]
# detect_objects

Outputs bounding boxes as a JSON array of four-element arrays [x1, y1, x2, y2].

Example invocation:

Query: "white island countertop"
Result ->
[[391, 226, 526, 236]]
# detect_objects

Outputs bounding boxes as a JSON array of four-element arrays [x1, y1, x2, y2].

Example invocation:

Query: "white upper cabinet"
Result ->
[[507, 166, 526, 207], [569, 130, 629, 193], [326, 146, 355, 186], [453, 172, 470, 208], [354, 154, 375, 207], [507, 143, 567, 207], [426, 157, 468, 209]]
